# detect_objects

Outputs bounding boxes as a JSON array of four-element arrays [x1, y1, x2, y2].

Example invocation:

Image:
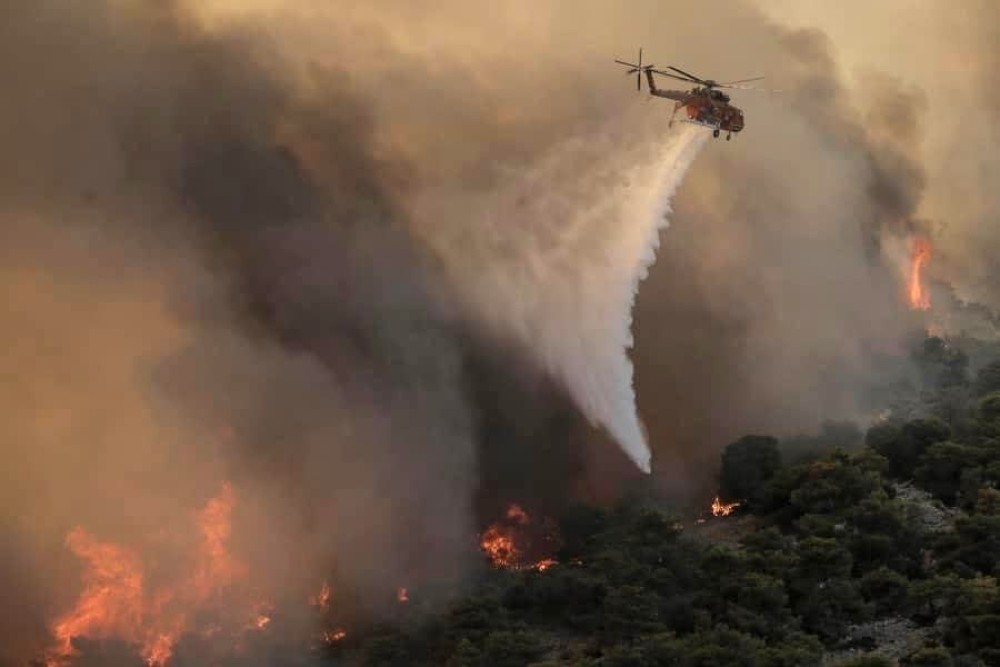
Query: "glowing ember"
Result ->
[[44, 484, 253, 667], [397, 587, 409, 603], [908, 237, 932, 311], [324, 628, 347, 644], [506, 504, 529, 524], [254, 615, 271, 630], [311, 581, 331, 612], [711, 496, 741, 517], [533, 559, 558, 572]]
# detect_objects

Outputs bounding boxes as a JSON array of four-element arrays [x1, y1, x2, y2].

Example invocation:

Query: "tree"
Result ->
[[904, 648, 953, 667], [867, 418, 951, 479], [478, 630, 547, 667], [914, 336, 969, 393], [859, 567, 909, 615], [834, 657, 894, 667], [914, 442, 985, 505], [790, 454, 884, 516], [643, 628, 764, 667], [600, 585, 664, 640], [977, 392, 1000, 438], [975, 361, 1000, 398], [556, 505, 607, 560], [720, 436, 781, 508]]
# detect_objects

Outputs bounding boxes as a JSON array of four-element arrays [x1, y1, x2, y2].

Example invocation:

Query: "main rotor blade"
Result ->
[[651, 69, 698, 84], [720, 76, 765, 85], [667, 65, 706, 83], [615, 59, 639, 68], [718, 83, 783, 92]]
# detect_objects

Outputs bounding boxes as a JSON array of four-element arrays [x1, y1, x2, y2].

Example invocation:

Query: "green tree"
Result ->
[[914, 336, 970, 393], [643, 628, 764, 667], [720, 435, 781, 508], [479, 630, 547, 667], [790, 453, 884, 516], [755, 633, 824, 667], [834, 657, 894, 667], [600, 585, 664, 640], [977, 392, 1000, 438], [904, 647, 953, 667], [975, 361, 1000, 398], [915, 442, 985, 504], [868, 418, 951, 479], [860, 567, 910, 615]]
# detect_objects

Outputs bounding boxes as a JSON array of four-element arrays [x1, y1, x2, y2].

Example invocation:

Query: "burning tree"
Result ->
[[479, 504, 560, 571], [44, 484, 268, 667], [908, 237, 932, 311]]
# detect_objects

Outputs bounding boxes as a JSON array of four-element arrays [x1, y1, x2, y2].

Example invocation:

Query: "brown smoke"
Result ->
[[2, 1, 1000, 663]]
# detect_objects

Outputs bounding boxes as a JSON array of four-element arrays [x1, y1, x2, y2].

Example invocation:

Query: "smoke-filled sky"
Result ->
[[2, 1, 999, 664]]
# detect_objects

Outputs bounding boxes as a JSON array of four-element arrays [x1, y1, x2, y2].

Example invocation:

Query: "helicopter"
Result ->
[[615, 49, 772, 140]]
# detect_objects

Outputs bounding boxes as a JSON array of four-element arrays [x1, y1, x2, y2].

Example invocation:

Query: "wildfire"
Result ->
[[533, 559, 557, 572], [479, 503, 560, 571], [48, 529, 145, 664], [45, 483, 256, 667], [480, 525, 519, 568], [311, 580, 331, 612], [506, 504, 529, 524], [324, 628, 347, 644], [908, 237, 932, 311], [711, 496, 741, 517]]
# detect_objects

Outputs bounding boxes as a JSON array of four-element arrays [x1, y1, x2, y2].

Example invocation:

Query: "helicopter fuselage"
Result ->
[[638, 67, 745, 138], [653, 87, 745, 135]]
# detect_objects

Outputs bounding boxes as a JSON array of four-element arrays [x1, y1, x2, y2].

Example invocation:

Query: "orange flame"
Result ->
[[48, 529, 146, 665], [479, 504, 560, 571], [324, 628, 347, 644], [533, 558, 558, 572], [480, 525, 519, 568], [711, 496, 740, 517], [505, 504, 529, 524], [45, 484, 254, 667], [908, 237, 932, 311], [311, 580, 331, 612]]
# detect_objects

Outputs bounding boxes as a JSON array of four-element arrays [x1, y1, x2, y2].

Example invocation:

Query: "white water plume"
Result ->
[[414, 116, 709, 473]]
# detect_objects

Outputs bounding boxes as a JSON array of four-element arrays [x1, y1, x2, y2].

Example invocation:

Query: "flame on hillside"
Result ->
[[711, 496, 740, 517], [311, 581, 331, 612], [479, 504, 560, 571], [908, 237, 932, 311], [43, 484, 266, 667]]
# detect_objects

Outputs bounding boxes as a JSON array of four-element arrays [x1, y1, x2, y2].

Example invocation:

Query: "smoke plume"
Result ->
[[4, 0, 1000, 664]]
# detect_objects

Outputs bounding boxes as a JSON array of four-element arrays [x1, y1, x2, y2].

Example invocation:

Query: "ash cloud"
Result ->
[[4, 0, 1000, 664], [0, 2, 480, 663]]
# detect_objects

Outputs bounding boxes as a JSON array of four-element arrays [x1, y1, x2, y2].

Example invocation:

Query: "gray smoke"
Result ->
[[4, 1, 1000, 664]]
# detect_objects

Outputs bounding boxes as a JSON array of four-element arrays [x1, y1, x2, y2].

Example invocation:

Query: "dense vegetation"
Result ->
[[340, 335, 1000, 667]]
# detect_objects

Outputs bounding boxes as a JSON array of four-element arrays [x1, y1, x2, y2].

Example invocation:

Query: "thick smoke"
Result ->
[[5, 0, 1000, 663], [0, 2, 481, 663]]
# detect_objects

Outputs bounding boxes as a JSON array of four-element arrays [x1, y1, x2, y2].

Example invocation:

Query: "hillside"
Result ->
[[324, 335, 1000, 667]]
